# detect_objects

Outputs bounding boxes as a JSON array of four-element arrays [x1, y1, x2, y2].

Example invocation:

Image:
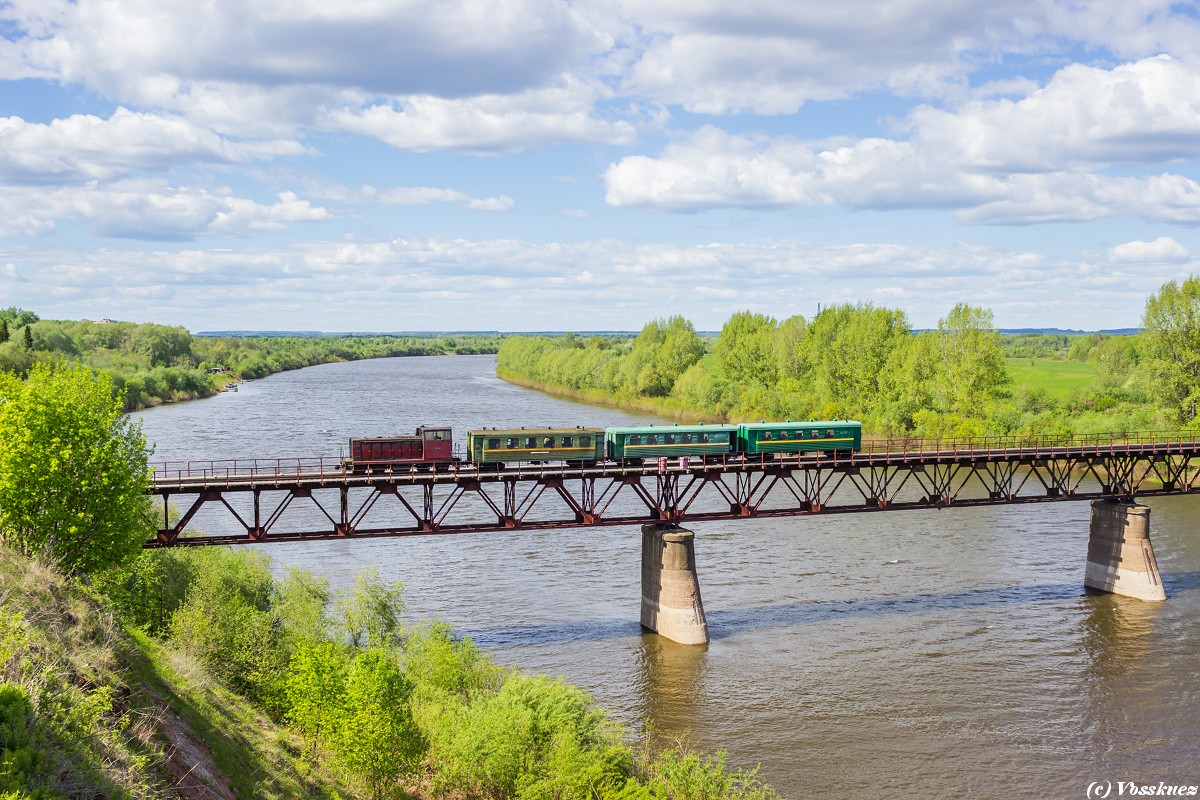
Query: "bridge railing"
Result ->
[[149, 430, 1200, 486], [861, 430, 1200, 458]]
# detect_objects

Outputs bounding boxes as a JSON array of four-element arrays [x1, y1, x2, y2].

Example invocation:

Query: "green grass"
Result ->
[[1005, 357, 1096, 396]]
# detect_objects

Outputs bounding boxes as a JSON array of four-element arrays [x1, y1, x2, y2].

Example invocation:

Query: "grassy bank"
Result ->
[[1, 542, 782, 799]]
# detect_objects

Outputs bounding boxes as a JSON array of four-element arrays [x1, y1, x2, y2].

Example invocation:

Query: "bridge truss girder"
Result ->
[[150, 452, 1200, 547]]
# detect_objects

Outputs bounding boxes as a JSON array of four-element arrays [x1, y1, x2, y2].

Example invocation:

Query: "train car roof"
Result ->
[[606, 424, 738, 435], [738, 420, 862, 430], [468, 427, 605, 436]]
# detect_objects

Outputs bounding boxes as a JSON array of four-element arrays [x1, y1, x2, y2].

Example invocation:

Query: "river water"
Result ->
[[133, 354, 1200, 798]]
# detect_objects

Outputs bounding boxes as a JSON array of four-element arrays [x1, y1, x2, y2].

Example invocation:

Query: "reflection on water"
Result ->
[[134, 355, 1200, 799], [632, 634, 709, 742]]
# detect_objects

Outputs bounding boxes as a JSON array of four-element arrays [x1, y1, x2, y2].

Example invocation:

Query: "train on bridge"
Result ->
[[345, 420, 864, 471]]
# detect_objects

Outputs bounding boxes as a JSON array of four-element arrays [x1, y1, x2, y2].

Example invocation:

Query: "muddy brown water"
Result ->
[[133, 354, 1200, 798]]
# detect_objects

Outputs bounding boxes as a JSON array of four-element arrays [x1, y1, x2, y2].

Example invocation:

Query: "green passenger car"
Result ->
[[606, 424, 738, 460], [466, 427, 606, 464], [736, 420, 862, 455]]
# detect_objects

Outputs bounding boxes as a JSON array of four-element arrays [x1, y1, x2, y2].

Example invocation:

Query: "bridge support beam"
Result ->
[[641, 524, 708, 645], [1085, 500, 1166, 601]]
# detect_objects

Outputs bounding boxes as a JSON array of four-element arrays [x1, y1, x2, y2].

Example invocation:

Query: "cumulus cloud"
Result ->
[[0, 183, 331, 240], [605, 57, 1200, 223], [606, 0, 1200, 114], [1108, 236, 1190, 262], [0, 108, 308, 184], [326, 81, 636, 153]]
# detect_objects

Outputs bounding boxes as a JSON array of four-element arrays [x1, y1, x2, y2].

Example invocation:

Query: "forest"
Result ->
[[0, 309, 503, 410], [497, 278, 1200, 438]]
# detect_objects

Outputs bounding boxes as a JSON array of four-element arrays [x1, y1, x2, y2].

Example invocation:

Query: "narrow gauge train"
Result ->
[[342, 420, 861, 471]]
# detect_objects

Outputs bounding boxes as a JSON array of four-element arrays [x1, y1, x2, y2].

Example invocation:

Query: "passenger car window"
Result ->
[[629, 435, 641, 445], [826, 430, 835, 438], [762, 431, 773, 441], [525, 437, 536, 448], [488, 438, 500, 449], [647, 434, 659, 445], [682, 433, 692, 444], [699, 433, 709, 443], [562, 436, 573, 447], [665, 434, 675, 444], [580, 436, 591, 446], [507, 438, 519, 448]]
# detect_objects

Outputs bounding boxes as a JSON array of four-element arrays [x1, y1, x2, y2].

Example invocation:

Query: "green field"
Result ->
[[1005, 357, 1096, 396]]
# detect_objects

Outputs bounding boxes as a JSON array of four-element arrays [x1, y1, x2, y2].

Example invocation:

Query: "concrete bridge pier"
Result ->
[[641, 524, 709, 644], [1084, 500, 1166, 602]]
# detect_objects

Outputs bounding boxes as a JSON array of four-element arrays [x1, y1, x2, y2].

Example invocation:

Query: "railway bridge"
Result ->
[[149, 431, 1200, 644]]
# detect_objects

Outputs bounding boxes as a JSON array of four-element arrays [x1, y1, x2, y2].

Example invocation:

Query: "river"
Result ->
[[133, 354, 1200, 798]]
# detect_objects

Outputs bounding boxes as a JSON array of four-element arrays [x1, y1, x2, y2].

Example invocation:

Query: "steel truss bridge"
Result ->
[[145, 431, 1200, 547]]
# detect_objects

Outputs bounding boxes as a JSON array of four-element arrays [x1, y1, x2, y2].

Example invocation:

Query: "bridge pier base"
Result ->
[[1084, 500, 1166, 602], [641, 524, 708, 645]]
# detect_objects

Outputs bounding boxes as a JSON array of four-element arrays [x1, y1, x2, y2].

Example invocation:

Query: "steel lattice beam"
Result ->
[[147, 433, 1200, 547]]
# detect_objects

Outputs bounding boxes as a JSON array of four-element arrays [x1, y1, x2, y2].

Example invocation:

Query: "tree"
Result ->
[[0, 362, 155, 573], [0, 320, 7, 344], [21, 327, 31, 352], [932, 303, 1009, 413], [654, 316, 705, 392], [334, 568, 405, 649], [1142, 275, 1200, 421], [130, 323, 192, 367], [713, 311, 778, 385], [330, 648, 423, 799]]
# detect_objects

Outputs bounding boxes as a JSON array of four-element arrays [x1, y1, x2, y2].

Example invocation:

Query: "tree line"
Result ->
[[498, 278, 1200, 437], [0, 308, 505, 411]]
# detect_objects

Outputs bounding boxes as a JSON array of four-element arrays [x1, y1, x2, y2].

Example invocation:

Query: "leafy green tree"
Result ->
[[274, 567, 332, 645], [654, 316, 705, 392], [805, 304, 910, 408], [285, 639, 348, 757], [0, 362, 154, 573], [714, 311, 778, 386], [773, 315, 808, 384], [21, 327, 31, 352], [335, 568, 405, 649], [932, 303, 1009, 413], [0, 321, 7, 344], [129, 323, 192, 367], [329, 648, 423, 799], [1142, 275, 1200, 421]]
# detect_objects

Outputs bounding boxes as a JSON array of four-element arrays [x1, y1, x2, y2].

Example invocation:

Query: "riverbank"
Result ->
[[497, 366, 723, 422]]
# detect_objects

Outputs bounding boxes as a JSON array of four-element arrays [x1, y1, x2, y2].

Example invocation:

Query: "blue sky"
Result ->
[[2, 0, 1200, 332]]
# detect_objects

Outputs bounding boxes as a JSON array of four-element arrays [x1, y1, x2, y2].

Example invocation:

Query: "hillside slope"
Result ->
[[0, 546, 348, 799]]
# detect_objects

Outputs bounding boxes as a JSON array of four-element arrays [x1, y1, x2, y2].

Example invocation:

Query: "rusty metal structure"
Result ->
[[147, 432, 1200, 547]]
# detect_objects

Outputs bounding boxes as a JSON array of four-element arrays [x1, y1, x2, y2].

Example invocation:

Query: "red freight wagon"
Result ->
[[343, 426, 454, 471]]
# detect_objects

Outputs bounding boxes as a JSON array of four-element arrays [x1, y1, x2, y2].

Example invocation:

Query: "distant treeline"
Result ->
[[0, 308, 503, 411], [499, 280, 1200, 438]]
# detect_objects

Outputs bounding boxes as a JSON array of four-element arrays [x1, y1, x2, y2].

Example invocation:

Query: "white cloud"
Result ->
[[326, 81, 636, 153], [0, 183, 331, 240], [605, 0, 1200, 114], [605, 57, 1200, 224], [313, 184, 515, 211], [5, 236, 1192, 330], [0, 107, 308, 184], [1108, 236, 1190, 262], [3, 0, 605, 101]]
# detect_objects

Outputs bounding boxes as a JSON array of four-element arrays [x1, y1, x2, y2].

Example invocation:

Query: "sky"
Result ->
[[2, 0, 1200, 332]]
